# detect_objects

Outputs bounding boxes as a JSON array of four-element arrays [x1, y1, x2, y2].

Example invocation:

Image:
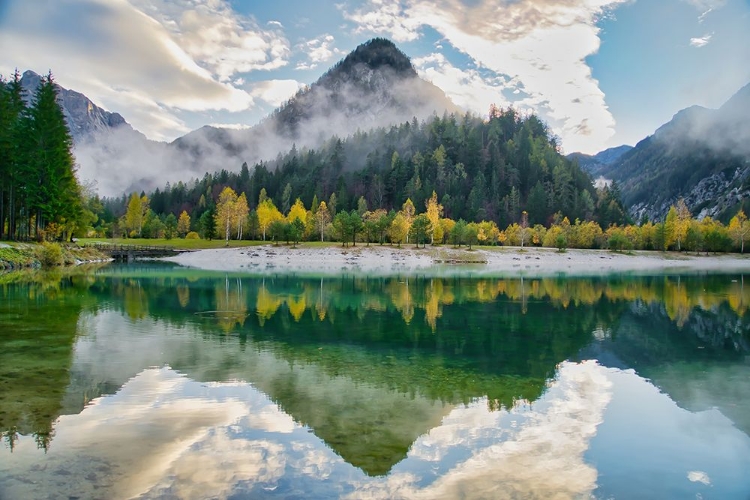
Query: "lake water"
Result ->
[[1, 264, 750, 499]]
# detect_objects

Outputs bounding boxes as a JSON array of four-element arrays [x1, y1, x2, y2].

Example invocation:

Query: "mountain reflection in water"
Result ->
[[1, 266, 749, 499]]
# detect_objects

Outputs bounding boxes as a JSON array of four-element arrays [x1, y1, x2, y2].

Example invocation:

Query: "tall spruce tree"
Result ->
[[0, 70, 26, 239], [16, 72, 80, 239]]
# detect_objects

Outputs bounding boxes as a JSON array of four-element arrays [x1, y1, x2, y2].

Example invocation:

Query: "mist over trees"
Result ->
[[101, 107, 627, 234], [0, 71, 88, 241]]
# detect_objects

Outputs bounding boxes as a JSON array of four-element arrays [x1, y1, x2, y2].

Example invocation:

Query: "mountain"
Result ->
[[22, 39, 461, 197], [19, 70, 158, 195], [567, 145, 632, 178], [170, 38, 460, 176], [19, 70, 134, 143], [598, 83, 750, 222]]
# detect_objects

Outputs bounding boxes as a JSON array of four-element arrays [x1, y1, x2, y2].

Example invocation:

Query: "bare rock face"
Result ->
[[20, 70, 132, 143]]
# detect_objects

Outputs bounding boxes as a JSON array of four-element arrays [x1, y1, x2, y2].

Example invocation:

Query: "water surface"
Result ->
[[1, 265, 749, 499]]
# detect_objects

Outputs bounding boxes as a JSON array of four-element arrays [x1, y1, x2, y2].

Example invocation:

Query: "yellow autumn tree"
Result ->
[[424, 191, 443, 244], [674, 198, 691, 251], [729, 210, 749, 253], [215, 187, 238, 244], [315, 201, 331, 242], [287, 198, 307, 225], [234, 193, 249, 240], [401, 198, 415, 243], [125, 192, 142, 237], [177, 210, 191, 238], [389, 212, 409, 247], [257, 198, 283, 241]]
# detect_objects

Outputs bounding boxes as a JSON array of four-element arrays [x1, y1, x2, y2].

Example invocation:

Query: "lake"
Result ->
[[1, 264, 750, 499]]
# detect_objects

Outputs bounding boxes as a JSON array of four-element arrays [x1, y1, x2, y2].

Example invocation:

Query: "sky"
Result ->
[[1, 0, 749, 154]]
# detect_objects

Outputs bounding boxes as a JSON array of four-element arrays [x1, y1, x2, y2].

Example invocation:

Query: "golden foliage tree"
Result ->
[[425, 191, 443, 244], [257, 198, 283, 241], [177, 210, 191, 238], [234, 193, 250, 240], [215, 186, 238, 244], [729, 209, 749, 253], [315, 200, 331, 242]]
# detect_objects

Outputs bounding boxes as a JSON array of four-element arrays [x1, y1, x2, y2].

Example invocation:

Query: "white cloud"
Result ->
[[413, 53, 518, 114], [343, 0, 422, 42], [342, 0, 629, 153], [249, 79, 305, 108], [343, 360, 614, 499], [682, 0, 727, 11], [295, 34, 343, 70], [690, 33, 713, 47], [130, 0, 291, 82], [0, 0, 290, 141]]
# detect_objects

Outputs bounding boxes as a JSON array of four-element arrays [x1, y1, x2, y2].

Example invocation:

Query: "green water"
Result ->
[[1, 264, 750, 499]]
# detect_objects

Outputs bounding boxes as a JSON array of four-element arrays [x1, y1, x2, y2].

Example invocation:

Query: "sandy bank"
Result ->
[[164, 244, 750, 277]]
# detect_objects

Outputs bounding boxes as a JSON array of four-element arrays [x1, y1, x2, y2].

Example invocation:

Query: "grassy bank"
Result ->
[[0, 242, 109, 270]]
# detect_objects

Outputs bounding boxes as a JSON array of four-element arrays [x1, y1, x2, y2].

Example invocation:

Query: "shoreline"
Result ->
[[164, 244, 750, 277]]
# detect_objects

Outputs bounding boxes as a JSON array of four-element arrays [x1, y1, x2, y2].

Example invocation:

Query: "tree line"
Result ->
[[0, 71, 91, 241], [115, 183, 749, 254]]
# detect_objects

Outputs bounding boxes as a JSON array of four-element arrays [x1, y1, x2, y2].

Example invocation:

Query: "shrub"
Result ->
[[185, 231, 200, 240], [608, 232, 632, 252], [555, 234, 568, 252], [38, 242, 63, 267]]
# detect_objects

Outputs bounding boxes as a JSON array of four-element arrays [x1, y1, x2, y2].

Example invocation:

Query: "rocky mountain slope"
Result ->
[[19, 70, 134, 143], [597, 83, 750, 222]]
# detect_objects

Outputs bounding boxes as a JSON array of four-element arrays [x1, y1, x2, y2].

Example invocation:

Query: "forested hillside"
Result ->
[[104, 107, 627, 233]]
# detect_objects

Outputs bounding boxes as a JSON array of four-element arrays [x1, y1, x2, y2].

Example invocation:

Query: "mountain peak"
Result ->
[[18, 69, 132, 142], [335, 38, 416, 77], [269, 38, 457, 139]]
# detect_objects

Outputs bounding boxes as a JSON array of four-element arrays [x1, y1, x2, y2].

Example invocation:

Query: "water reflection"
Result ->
[[1, 267, 749, 498]]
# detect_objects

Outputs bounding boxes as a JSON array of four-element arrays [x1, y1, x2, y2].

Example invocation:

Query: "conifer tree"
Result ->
[[0, 70, 25, 240], [19, 73, 80, 238]]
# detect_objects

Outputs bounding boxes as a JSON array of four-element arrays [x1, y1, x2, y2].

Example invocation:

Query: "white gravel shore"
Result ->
[[164, 244, 750, 277]]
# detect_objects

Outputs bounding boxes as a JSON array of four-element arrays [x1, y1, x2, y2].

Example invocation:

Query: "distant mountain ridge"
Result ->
[[598, 82, 750, 222], [567, 145, 632, 178]]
